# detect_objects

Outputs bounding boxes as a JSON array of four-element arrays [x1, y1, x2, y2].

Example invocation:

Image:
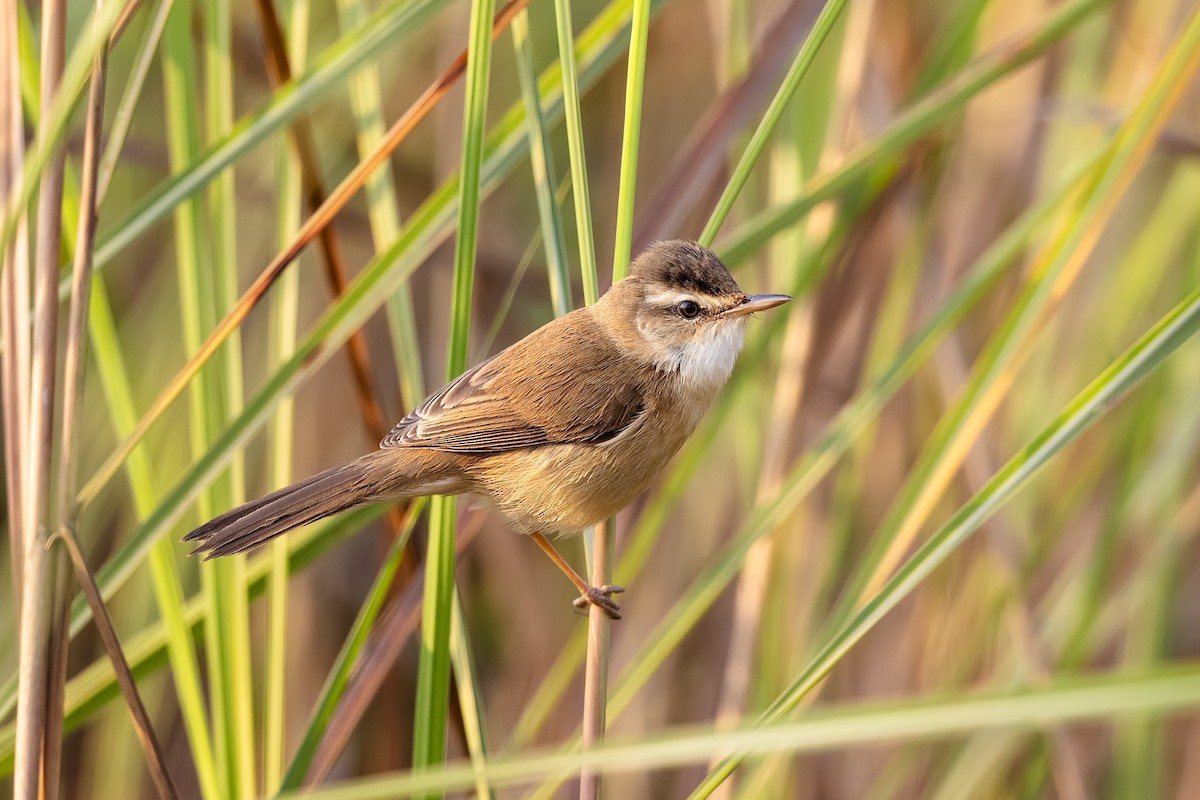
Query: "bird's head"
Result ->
[[599, 240, 791, 388]]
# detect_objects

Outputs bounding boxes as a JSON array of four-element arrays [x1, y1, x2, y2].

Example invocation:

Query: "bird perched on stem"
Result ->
[[186, 240, 790, 618]]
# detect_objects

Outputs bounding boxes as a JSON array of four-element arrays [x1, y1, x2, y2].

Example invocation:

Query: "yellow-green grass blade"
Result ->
[[275, 665, 1200, 799], [87, 277, 220, 800], [413, 0, 495, 780], [610, 0, 652, 278], [552, 0, 599, 303], [263, 0, 310, 788], [162, 1, 253, 795], [201, 0, 256, 794], [451, 592, 495, 799]]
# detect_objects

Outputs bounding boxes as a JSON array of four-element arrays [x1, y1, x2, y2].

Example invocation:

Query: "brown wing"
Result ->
[[381, 310, 645, 454]]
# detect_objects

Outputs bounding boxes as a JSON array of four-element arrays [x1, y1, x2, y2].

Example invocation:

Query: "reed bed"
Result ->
[[2, 0, 1200, 797]]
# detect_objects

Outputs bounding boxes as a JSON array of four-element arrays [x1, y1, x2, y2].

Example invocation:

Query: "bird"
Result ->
[[185, 240, 791, 619]]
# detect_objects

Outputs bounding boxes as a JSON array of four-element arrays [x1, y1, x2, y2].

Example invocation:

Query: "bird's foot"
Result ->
[[572, 584, 625, 620]]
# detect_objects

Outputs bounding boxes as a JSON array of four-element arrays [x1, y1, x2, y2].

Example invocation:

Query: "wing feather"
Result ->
[[381, 311, 645, 454]]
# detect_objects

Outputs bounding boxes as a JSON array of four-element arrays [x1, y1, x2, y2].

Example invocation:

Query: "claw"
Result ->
[[572, 584, 625, 620]]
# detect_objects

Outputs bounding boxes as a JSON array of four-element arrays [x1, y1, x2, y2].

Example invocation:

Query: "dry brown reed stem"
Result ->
[[49, 529, 180, 800], [78, 0, 534, 509], [43, 11, 111, 797], [0, 0, 29, 615], [580, 519, 614, 800], [250, 0, 389, 442], [13, 0, 66, 796]]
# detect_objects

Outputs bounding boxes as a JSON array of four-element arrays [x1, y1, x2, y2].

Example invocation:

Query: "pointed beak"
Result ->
[[722, 293, 792, 318]]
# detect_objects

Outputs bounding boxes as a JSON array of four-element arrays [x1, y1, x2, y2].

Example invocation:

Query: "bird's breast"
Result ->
[[471, 386, 710, 535]]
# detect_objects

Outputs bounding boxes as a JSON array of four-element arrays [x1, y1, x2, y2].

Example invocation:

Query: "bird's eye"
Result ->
[[677, 300, 701, 319]]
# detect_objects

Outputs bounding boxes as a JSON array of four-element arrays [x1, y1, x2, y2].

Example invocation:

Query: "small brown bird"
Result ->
[[186, 240, 790, 618]]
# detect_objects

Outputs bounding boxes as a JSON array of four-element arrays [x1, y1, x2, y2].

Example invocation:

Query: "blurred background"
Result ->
[[3, 0, 1200, 797]]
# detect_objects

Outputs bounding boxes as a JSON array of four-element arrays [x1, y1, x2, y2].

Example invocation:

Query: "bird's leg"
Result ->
[[529, 531, 624, 620]]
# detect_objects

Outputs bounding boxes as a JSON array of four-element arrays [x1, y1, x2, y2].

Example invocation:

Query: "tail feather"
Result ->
[[184, 450, 436, 557]]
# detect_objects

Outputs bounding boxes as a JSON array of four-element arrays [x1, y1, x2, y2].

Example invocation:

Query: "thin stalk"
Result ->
[[413, 0, 496, 781], [13, 0, 66, 796], [610, 0, 652, 276], [0, 0, 29, 630], [579, 3, 653, 796], [451, 594, 494, 799], [49, 530, 180, 800], [97, 0, 174, 202], [580, 520, 614, 800], [44, 3, 110, 794], [553, 0, 598, 302], [203, 1, 256, 794], [263, 0, 309, 789]]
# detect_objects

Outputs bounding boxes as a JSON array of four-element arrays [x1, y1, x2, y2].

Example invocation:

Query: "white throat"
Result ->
[[654, 319, 747, 389]]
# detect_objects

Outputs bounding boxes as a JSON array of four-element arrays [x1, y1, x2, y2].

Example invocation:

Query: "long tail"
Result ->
[[183, 449, 446, 558]]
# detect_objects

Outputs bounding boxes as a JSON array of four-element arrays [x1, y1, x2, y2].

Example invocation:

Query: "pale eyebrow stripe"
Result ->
[[645, 289, 722, 310]]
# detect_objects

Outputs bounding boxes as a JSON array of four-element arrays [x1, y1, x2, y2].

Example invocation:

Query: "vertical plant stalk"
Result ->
[[610, 0, 651, 275], [553, 0, 599, 302], [579, 520, 614, 800], [44, 4, 110, 795], [413, 0, 495, 782], [97, 0, 174, 203], [581, 2, 652, 797], [13, 0, 66, 796], [203, 0, 258, 794], [0, 0, 30, 619], [263, 0, 309, 789]]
